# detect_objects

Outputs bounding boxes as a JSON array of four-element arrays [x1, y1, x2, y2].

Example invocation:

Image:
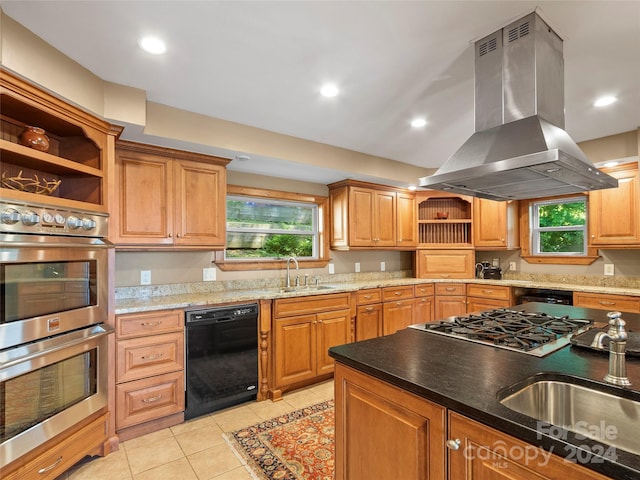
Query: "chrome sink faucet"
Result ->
[[286, 256, 299, 289], [591, 311, 631, 387]]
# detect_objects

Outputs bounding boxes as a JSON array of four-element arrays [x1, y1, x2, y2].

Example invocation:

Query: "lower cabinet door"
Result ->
[[467, 298, 510, 313], [316, 309, 350, 376], [356, 304, 383, 341], [414, 296, 434, 323], [335, 363, 446, 480], [273, 314, 317, 388], [448, 412, 612, 480], [434, 296, 467, 319], [383, 299, 415, 335], [116, 371, 184, 429]]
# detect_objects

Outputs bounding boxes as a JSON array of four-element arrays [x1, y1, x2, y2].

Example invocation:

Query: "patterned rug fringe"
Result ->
[[222, 433, 264, 480]]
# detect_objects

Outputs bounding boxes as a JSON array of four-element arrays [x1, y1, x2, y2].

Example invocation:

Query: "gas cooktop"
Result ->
[[409, 308, 593, 357]]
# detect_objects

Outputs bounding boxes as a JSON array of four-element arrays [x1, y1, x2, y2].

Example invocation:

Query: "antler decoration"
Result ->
[[2, 170, 62, 195]]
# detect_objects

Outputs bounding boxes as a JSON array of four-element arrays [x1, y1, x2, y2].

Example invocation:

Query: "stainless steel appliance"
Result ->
[[419, 11, 617, 200], [0, 200, 112, 469], [185, 304, 259, 420], [409, 307, 592, 357]]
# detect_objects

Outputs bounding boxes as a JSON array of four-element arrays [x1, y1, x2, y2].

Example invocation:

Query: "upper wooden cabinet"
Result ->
[[113, 141, 229, 247], [328, 180, 416, 249], [472, 198, 519, 249], [0, 68, 120, 211], [588, 162, 640, 247], [416, 192, 472, 248]]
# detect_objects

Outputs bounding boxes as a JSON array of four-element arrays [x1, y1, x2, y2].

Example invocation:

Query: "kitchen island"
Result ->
[[329, 303, 640, 480]]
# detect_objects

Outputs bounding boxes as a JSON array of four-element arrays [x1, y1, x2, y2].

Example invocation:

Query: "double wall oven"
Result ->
[[0, 200, 112, 469]]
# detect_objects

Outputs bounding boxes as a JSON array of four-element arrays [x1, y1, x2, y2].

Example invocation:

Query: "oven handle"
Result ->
[[0, 324, 114, 380]]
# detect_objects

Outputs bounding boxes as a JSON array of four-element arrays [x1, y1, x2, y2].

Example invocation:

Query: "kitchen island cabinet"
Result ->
[[330, 303, 640, 480]]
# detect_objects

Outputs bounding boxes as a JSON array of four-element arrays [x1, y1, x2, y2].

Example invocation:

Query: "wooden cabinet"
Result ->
[[573, 292, 640, 313], [0, 413, 109, 480], [416, 192, 472, 248], [0, 68, 119, 211], [473, 198, 520, 249], [415, 249, 475, 279], [382, 285, 415, 335], [414, 284, 435, 323], [113, 141, 229, 247], [328, 179, 416, 249], [334, 363, 446, 480], [589, 162, 640, 246], [273, 293, 351, 396], [448, 412, 611, 480], [355, 288, 383, 341], [466, 284, 513, 312], [115, 309, 184, 438], [434, 283, 467, 319]]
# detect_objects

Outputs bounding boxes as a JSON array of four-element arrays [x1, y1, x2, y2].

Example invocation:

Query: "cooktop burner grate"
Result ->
[[409, 308, 593, 356]]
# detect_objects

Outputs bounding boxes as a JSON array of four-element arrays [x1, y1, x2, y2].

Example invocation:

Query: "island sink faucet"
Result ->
[[286, 256, 299, 289], [590, 311, 631, 387]]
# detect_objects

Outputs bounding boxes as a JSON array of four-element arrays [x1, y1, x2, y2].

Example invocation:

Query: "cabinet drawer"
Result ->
[[274, 293, 351, 317], [116, 371, 184, 430], [466, 284, 511, 301], [117, 332, 184, 383], [381, 285, 414, 302], [573, 293, 640, 313], [414, 284, 434, 297], [356, 288, 382, 305], [3, 413, 108, 480], [117, 309, 183, 339], [435, 283, 465, 296]]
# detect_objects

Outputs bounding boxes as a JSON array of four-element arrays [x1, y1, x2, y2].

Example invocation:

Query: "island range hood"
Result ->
[[419, 12, 618, 201]]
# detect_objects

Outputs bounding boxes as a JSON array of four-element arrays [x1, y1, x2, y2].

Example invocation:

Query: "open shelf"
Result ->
[[417, 193, 473, 247]]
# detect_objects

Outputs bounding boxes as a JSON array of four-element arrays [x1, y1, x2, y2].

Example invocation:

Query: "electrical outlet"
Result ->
[[203, 267, 216, 281], [492, 258, 500, 267], [355, 262, 360, 273], [140, 270, 151, 285], [604, 263, 615, 276], [380, 261, 385, 272], [328, 263, 335, 274], [509, 261, 517, 272]]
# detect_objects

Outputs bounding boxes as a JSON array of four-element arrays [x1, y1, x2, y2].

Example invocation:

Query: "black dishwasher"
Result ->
[[185, 303, 258, 420]]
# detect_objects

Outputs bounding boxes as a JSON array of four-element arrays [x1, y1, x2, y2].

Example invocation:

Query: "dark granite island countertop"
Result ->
[[329, 303, 640, 480]]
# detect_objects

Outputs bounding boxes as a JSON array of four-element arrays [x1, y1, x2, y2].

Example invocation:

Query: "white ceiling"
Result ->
[[2, 1, 639, 185]]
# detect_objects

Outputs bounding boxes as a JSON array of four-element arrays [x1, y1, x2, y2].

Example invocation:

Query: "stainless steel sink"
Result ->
[[279, 285, 335, 293], [499, 374, 640, 456]]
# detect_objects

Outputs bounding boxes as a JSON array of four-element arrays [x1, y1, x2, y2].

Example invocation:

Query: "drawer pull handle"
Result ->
[[394, 291, 402, 296], [445, 287, 456, 292], [38, 456, 63, 474], [446, 439, 461, 450], [363, 295, 372, 299], [141, 353, 163, 361], [140, 321, 162, 326], [142, 394, 163, 403], [598, 301, 616, 306], [365, 307, 374, 312], [482, 289, 494, 294], [441, 274, 450, 278]]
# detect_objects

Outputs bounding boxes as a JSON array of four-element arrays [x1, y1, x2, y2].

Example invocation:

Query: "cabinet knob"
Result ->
[[501, 238, 504, 242], [446, 438, 461, 450], [177, 233, 181, 238], [168, 233, 173, 238]]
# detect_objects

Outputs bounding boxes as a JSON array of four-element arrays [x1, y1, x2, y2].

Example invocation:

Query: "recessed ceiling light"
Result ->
[[139, 36, 167, 55], [593, 96, 617, 107], [320, 84, 339, 98], [410, 118, 427, 128], [408, 185, 417, 191], [603, 161, 619, 168]]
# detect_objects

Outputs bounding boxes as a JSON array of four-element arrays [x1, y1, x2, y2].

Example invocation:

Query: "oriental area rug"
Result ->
[[226, 400, 335, 480]]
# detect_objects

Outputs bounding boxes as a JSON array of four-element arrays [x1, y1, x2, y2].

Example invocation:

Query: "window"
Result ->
[[216, 185, 329, 270], [226, 195, 318, 259], [530, 197, 586, 255]]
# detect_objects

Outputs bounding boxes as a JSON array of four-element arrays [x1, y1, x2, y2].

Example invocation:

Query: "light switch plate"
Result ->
[[203, 267, 216, 281], [604, 264, 615, 276], [140, 270, 151, 285], [355, 262, 360, 273], [328, 263, 335, 274], [380, 261, 385, 271], [509, 261, 517, 272]]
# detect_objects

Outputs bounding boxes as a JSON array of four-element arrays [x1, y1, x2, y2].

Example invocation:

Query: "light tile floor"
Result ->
[[60, 380, 334, 480]]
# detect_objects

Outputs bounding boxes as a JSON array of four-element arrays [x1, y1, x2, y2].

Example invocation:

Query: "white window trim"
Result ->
[[530, 197, 587, 256]]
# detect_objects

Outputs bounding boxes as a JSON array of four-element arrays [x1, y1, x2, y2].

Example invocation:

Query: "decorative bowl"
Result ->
[[435, 211, 449, 219]]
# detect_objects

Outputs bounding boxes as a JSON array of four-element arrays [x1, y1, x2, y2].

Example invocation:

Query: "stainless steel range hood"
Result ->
[[419, 12, 618, 201]]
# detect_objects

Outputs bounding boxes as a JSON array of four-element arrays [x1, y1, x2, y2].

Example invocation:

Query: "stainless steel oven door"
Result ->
[[0, 234, 110, 350], [0, 323, 112, 468]]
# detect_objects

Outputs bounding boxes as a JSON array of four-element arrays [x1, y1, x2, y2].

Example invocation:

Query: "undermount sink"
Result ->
[[279, 285, 335, 293], [498, 373, 640, 456]]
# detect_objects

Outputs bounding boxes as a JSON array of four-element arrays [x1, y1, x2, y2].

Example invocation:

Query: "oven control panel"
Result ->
[[0, 201, 108, 237]]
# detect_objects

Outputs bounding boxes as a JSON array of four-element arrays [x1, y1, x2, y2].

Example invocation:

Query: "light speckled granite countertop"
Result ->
[[115, 275, 640, 315]]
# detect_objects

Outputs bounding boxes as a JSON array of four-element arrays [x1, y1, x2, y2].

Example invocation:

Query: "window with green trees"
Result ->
[[531, 197, 586, 255], [226, 195, 318, 259]]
